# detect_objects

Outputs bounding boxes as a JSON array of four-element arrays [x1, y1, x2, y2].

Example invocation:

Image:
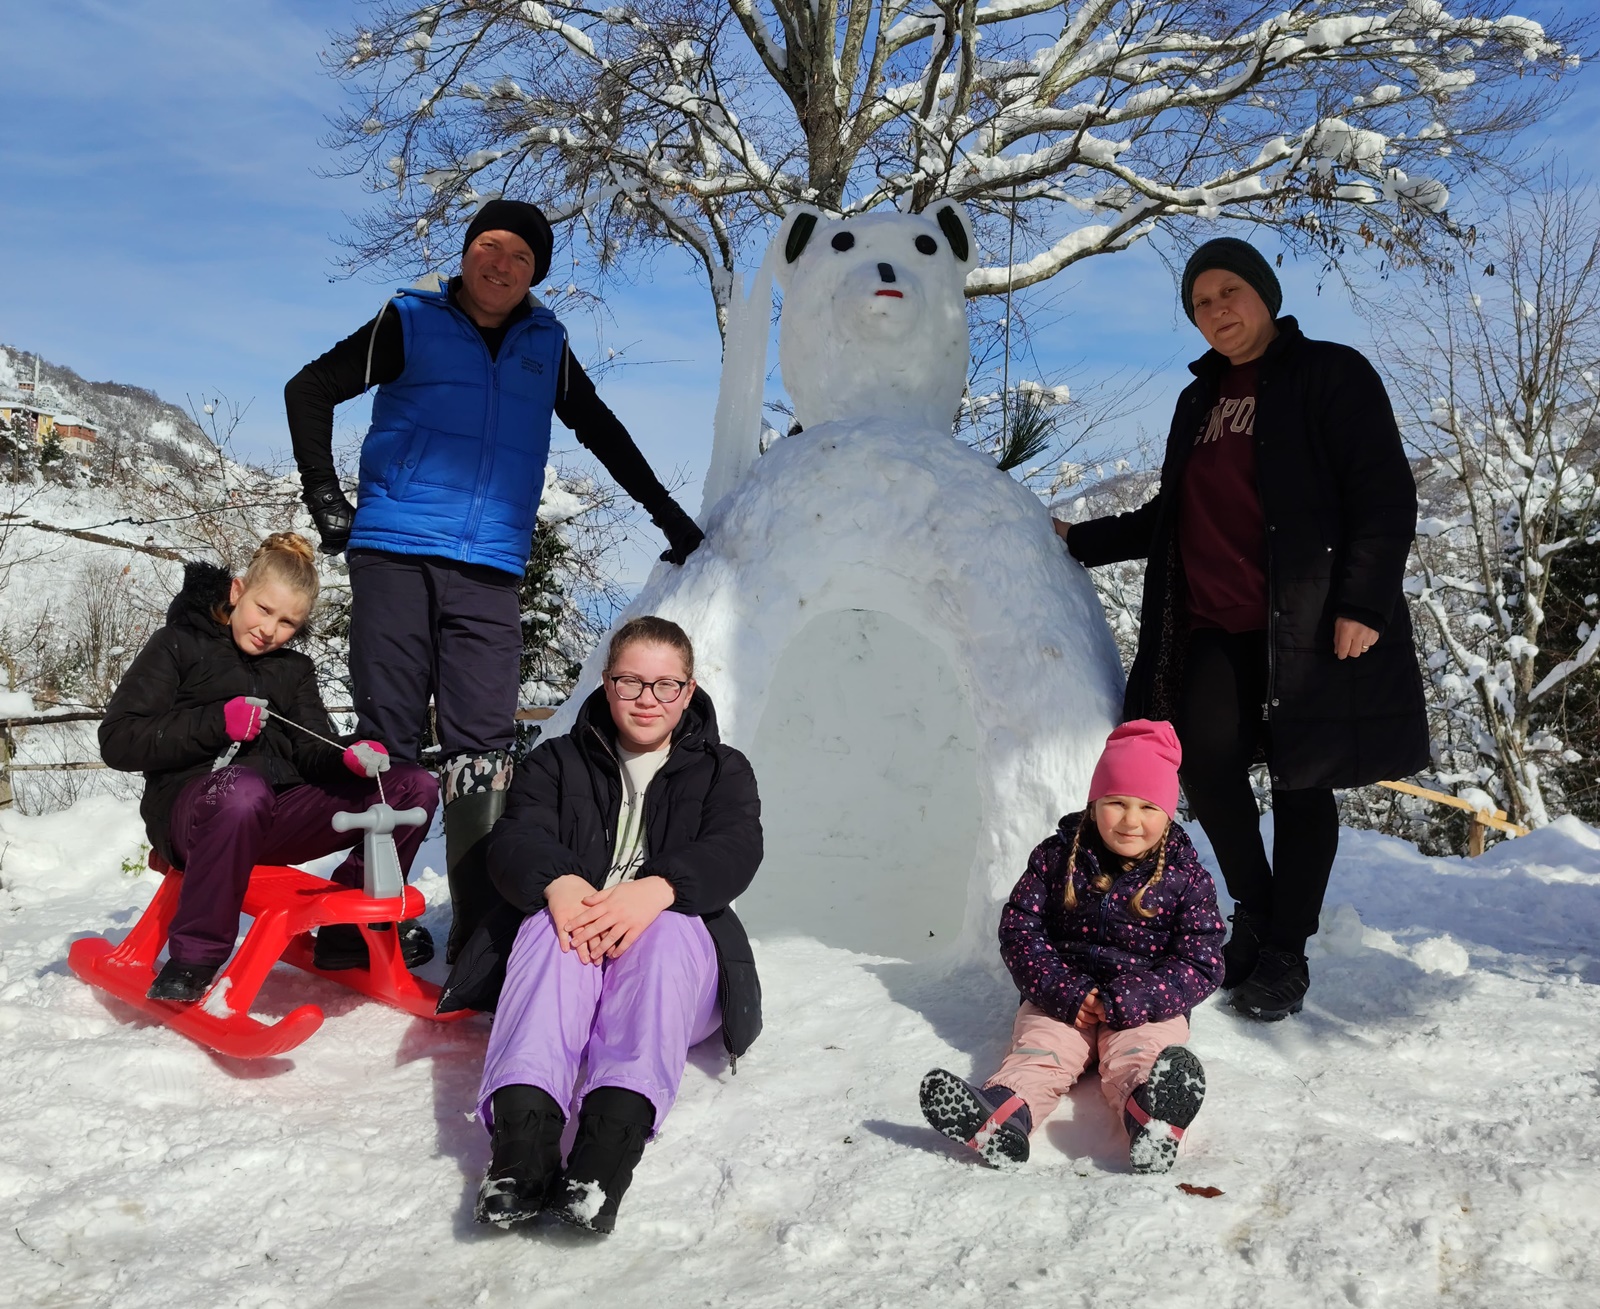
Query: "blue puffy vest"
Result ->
[[348, 287, 566, 575]]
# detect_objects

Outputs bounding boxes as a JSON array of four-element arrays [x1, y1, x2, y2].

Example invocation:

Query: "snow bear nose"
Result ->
[[878, 263, 896, 283]]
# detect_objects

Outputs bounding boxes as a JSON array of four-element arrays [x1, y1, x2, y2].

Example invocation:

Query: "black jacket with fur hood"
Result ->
[[438, 685, 765, 1060], [99, 563, 344, 861]]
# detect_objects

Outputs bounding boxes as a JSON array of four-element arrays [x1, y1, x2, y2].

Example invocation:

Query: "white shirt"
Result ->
[[605, 745, 672, 888]]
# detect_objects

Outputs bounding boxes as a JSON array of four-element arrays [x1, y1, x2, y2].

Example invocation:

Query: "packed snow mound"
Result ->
[[554, 202, 1123, 960], [550, 417, 1124, 958]]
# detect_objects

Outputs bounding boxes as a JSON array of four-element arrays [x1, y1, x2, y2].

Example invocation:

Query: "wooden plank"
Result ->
[[1377, 779, 1529, 838]]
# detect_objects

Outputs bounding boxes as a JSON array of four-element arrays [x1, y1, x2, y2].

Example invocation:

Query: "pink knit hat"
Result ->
[[1087, 719, 1183, 818]]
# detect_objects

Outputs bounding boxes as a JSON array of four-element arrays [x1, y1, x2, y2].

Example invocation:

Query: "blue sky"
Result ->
[[2, 1, 1596, 581]]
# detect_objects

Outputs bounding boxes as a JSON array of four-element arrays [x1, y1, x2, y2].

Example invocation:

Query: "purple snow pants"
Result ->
[[165, 763, 440, 966], [477, 909, 722, 1136]]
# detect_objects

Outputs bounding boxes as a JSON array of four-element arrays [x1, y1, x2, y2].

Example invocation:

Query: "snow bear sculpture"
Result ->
[[543, 203, 1126, 963]]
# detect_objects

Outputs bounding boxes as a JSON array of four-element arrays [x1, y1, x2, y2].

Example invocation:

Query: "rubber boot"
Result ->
[[550, 1087, 656, 1234], [444, 789, 507, 964], [918, 1068, 1032, 1168], [475, 1084, 567, 1226]]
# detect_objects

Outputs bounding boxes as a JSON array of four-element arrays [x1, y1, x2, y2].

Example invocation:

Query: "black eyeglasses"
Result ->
[[608, 675, 688, 703]]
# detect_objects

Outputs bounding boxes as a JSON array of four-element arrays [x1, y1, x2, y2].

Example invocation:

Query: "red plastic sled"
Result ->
[[68, 853, 470, 1059]]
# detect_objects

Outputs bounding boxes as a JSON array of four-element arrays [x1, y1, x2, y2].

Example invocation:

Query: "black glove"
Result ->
[[652, 502, 705, 565], [303, 480, 356, 555]]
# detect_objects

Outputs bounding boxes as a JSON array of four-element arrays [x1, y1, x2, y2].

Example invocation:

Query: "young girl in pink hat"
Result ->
[[920, 719, 1224, 1173]]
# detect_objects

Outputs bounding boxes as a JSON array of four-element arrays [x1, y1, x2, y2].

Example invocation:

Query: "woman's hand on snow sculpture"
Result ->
[[568, 877, 677, 960], [545, 875, 598, 959], [1052, 517, 1071, 543], [1074, 989, 1106, 1030]]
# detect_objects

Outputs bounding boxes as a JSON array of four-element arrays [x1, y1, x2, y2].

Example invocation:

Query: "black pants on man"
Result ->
[[347, 547, 522, 961], [347, 548, 522, 760], [1173, 627, 1338, 955]]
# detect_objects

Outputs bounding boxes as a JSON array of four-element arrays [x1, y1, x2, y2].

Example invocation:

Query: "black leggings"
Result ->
[[1173, 628, 1338, 954]]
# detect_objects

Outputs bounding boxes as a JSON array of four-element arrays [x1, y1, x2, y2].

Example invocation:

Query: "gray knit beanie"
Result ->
[[1180, 238, 1282, 323]]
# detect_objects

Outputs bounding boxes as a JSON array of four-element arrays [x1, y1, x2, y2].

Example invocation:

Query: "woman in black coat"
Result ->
[[1061, 239, 1428, 1021], [442, 616, 762, 1236]]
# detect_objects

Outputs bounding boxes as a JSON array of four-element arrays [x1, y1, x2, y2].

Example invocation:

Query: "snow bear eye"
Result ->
[[915, 235, 938, 256], [831, 232, 855, 252]]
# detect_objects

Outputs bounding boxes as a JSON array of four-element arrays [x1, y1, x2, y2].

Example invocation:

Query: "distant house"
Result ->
[[0, 393, 54, 438], [52, 414, 98, 457]]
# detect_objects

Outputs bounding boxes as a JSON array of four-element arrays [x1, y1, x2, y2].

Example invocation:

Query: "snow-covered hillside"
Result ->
[[3, 797, 1596, 1307]]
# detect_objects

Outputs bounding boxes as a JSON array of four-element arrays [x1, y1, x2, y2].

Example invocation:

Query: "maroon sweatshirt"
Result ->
[[1178, 361, 1268, 632]]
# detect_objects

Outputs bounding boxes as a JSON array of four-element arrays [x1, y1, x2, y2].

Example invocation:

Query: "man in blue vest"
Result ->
[[285, 199, 704, 963]]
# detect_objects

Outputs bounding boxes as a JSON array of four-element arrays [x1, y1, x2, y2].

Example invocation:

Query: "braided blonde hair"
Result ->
[[1063, 800, 1171, 920]]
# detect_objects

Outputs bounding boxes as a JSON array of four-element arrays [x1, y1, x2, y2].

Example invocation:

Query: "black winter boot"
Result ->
[[551, 1086, 656, 1234], [918, 1068, 1033, 1168], [147, 958, 219, 1003], [1230, 948, 1310, 1021], [1221, 909, 1269, 989], [1124, 1045, 1206, 1174], [443, 778, 509, 964], [474, 1085, 566, 1227], [312, 919, 434, 971]]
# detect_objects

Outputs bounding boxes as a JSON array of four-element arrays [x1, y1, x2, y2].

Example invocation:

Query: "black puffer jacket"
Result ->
[[437, 686, 765, 1060], [99, 563, 343, 860], [1069, 318, 1429, 790]]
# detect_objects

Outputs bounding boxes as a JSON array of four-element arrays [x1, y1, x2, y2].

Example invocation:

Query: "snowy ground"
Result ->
[[3, 797, 1598, 1308]]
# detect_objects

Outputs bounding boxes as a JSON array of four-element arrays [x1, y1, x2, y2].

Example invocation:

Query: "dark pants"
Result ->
[[1174, 627, 1339, 954], [166, 763, 439, 966], [347, 549, 523, 762]]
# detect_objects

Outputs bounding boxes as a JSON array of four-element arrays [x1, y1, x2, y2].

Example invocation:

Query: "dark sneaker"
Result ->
[[1221, 909, 1268, 989], [1231, 948, 1310, 1021], [1124, 1045, 1206, 1174], [918, 1068, 1032, 1168], [146, 959, 219, 1003], [550, 1086, 656, 1235], [475, 1085, 566, 1227], [313, 919, 434, 971]]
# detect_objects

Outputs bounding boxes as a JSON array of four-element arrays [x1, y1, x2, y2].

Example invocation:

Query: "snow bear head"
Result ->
[[774, 203, 977, 432]]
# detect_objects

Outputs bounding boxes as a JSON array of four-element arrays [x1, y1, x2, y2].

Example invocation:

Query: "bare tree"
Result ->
[[1376, 175, 1600, 827], [326, 0, 1578, 337]]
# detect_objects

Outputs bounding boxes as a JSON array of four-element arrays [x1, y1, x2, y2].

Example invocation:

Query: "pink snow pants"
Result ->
[[984, 1001, 1190, 1129]]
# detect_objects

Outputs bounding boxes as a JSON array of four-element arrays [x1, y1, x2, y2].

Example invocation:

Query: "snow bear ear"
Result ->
[[932, 202, 977, 270], [775, 205, 825, 290]]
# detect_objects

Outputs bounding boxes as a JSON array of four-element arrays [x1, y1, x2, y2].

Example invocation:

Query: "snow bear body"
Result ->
[[545, 205, 1125, 961]]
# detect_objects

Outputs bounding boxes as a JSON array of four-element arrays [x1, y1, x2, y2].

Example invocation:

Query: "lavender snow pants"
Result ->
[[477, 909, 722, 1135], [166, 763, 439, 966]]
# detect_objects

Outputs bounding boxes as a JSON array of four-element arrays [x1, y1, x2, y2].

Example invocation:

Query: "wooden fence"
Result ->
[[0, 712, 1535, 856], [0, 706, 557, 809]]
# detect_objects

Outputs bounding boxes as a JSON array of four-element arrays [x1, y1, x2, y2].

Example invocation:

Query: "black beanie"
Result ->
[[1180, 237, 1282, 323], [463, 199, 554, 285]]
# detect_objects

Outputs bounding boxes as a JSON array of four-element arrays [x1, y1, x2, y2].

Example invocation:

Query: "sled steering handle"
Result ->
[[332, 806, 429, 835]]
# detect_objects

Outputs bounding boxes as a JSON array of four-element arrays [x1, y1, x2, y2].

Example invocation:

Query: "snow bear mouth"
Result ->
[[874, 290, 904, 298]]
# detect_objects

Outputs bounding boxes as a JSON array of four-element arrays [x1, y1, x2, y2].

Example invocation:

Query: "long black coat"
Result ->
[[1069, 318, 1429, 790], [438, 686, 765, 1060], [99, 563, 344, 860]]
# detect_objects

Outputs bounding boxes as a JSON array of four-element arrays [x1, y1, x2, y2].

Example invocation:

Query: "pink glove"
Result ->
[[223, 696, 266, 742], [343, 740, 391, 778]]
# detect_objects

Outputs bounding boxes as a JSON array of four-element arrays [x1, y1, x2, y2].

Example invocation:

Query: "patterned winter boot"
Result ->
[[442, 750, 513, 964], [1124, 1045, 1206, 1174], [918, 1068, 1033, 1168]]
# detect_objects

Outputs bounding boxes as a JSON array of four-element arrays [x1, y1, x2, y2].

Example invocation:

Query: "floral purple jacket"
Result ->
[[998, 812, 1224, 1030]]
